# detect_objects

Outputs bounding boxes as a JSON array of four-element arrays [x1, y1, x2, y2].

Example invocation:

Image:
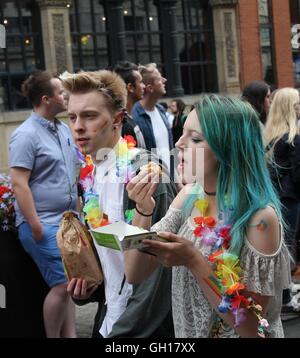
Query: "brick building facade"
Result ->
[[238, 0, 294, 89]]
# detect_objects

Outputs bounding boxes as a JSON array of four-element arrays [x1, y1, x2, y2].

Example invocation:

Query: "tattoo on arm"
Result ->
[[248, 219, 268, 232]]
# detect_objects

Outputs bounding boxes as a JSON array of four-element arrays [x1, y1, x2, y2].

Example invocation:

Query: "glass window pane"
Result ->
[[69, 0, 217, 95], [177, 0, 216, 94], [96, 35, 110, 69], [258, 0, 270, 23], [0, 78, 8, 110], [70, 0, 107, 71], [290, 0, 300, 25], [1, 75, 29, 110], [10, 76, 30, 109], [293, 54, 300, 87], [290, 0, 300, 87], [258, 0, 275, 85], [0, 0, 43, 110], [260, 27, 271, 47], [0, 57, 6, 71], [261, 48, 274, 83], [123, 0, 161, 66]]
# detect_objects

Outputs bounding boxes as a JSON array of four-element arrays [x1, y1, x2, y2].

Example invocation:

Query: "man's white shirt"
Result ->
[[92, 143, 134, 338], [146, 107, 170, 172]]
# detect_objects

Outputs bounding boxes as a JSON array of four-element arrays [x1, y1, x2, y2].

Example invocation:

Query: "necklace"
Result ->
[[77, 135, 137, 229], [193, 196, 269, 338], [204, 189, 216, 196]]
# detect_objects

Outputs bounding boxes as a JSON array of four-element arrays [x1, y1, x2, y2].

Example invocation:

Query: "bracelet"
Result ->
[[135, 205, 154, 217]]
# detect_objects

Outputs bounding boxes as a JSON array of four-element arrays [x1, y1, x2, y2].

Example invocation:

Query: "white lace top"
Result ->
[[151, 207, 291, 338]]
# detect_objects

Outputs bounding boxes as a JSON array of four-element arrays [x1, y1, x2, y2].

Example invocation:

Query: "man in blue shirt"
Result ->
[[9, 70, 78, 338]]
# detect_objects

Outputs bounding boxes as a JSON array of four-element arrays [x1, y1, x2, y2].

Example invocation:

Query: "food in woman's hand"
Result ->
[[140, 161, 162, 177]]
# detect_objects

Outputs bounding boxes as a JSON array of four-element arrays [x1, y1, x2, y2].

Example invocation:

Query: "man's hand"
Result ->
[[10, 167, 43, 240], [126, 170, 157, 215], [67, 278, 98, 300], [31, 222, 43, 242]]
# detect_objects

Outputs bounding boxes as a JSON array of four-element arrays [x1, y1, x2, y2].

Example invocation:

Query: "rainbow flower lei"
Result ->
[[193, 198, 269, 338], [77, 136, 136, 229]]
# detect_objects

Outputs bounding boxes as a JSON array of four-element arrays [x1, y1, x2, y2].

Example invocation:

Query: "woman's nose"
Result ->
[[175, 135, 185, 149]]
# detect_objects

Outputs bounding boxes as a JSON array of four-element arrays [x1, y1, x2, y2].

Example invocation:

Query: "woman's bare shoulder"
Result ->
[[171, 184, 195, 210], [246, 206, 280, 255]]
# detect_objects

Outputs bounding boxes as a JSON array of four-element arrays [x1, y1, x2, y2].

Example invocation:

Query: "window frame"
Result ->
[[0, 0, 44, 111], [258, 0, 276, 86]]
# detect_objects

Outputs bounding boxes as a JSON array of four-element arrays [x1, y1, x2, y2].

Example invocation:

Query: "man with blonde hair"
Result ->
[[132, 63, 174, 175], [62, 70, 176, 338]]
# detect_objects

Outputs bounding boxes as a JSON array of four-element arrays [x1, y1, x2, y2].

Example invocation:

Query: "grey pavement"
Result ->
[[75, 302, 300, 338], [76, 303, 98, 338], [282, 316, 300, 338]]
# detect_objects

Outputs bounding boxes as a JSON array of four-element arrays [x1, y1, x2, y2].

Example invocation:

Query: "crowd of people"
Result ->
[[4, 62, 300, 338]]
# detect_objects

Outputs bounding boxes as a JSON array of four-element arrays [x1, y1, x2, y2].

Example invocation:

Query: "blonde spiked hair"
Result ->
[[265, 87, 299, 151], [60, 70, 127, 113], [138, 63, 159, 85]]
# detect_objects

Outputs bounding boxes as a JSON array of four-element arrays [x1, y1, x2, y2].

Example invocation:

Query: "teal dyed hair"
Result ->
[[187, 94, 282, 255]]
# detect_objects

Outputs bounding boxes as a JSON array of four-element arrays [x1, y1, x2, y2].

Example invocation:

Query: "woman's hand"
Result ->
[[142, 232, 199, 268], [126, 170, 158, 215], [67, 278, 98, 300]]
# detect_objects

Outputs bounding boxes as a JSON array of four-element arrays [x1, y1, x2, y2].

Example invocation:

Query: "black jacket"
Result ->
[[172, 113, 187, 145], [269, 133, 300, 201], [122, 113, 146, 149]]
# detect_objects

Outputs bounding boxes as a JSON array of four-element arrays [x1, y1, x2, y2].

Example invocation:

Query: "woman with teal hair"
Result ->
[[124, 94, 291, 338]]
